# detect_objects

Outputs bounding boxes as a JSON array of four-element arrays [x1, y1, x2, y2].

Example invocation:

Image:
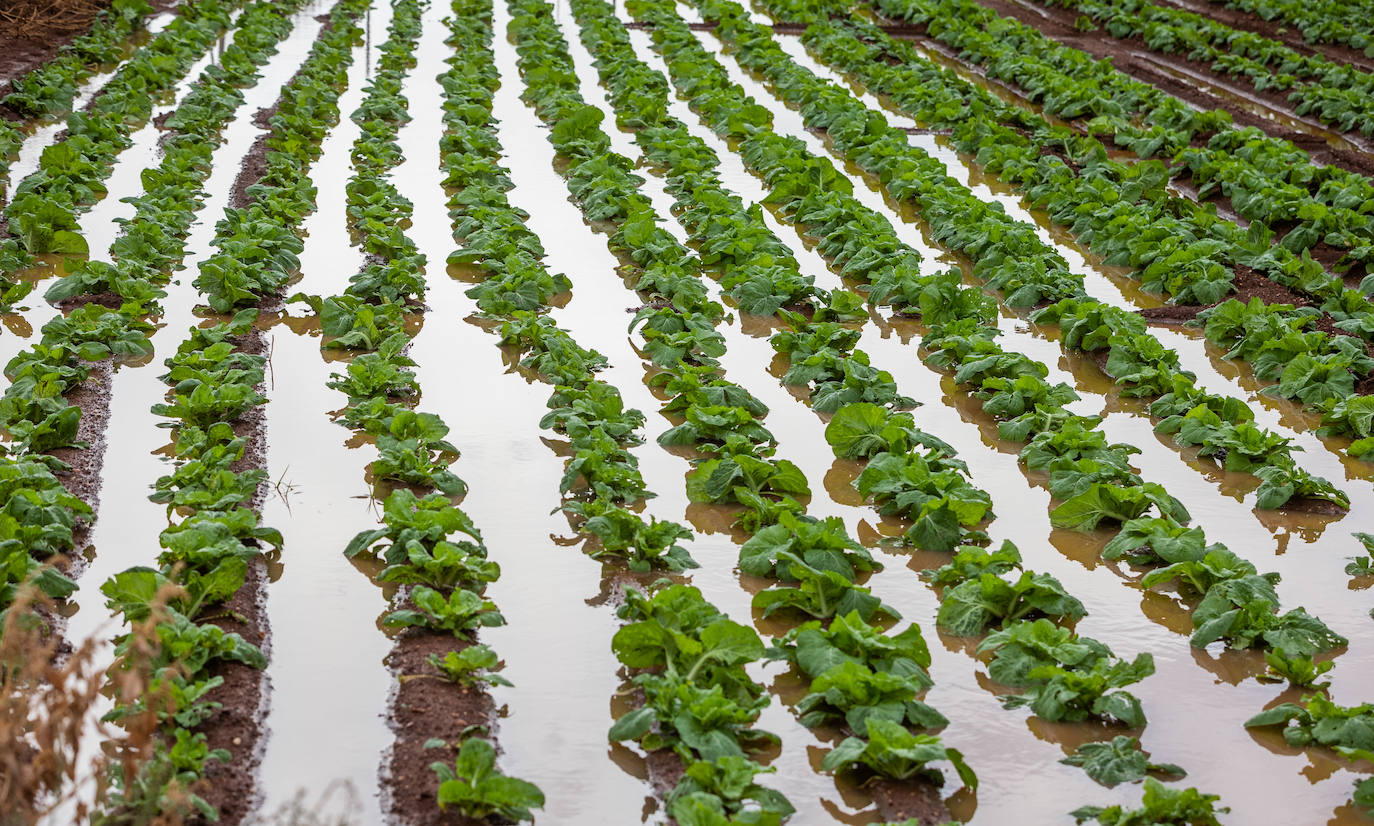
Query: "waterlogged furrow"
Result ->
[[408, 3, 676, 820], [262, 0, 539, 821], [86, 3, 373, 821]]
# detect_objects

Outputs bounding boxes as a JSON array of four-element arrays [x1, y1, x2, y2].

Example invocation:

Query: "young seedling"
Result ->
[[428, 738, 544, 822], [399, 644, 513, 688]]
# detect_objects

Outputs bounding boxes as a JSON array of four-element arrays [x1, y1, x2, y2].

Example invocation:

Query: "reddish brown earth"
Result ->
[[197, 556, 272, 826], [869, 778, 952, 825], [51, 358, 114, 583], [191, 325, 273, 826], [385, 630, 498, 826]]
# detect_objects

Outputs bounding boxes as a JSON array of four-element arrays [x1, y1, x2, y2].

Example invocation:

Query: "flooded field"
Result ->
[[2, 0, 1372, 823]]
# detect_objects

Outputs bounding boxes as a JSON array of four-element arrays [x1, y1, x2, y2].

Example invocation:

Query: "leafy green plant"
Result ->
[[1245, 693, 1374, 756], [429, 738, 544, 821], [1259, 649, 1334, 689], [821, 717, 977, 787], [1348, 532, 1374, 577], [1071, 777, 1228, 825], [425, 645, 512, 688], [1061, 737, 1185, 787], [383, 585, 505, 637]]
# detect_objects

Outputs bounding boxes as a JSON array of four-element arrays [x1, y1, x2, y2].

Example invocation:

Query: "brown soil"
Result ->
[[51, 358, 113, 581], [229, 132, 271, 210], [190, 325, 274, 826], [958, 0, 1374, 176], [868, 778, 951, 825], [196, 558, 272, 826], [1138, 266, 1374, 359], [384, 630, 496, 826]]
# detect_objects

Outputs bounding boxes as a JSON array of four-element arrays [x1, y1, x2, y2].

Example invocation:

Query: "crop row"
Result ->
[[1036, 0, 1374, 135], [0, 0, 159, 182], [684, 0, 1344, 650], [580, 0, 1139, 815], [867, 0, 1374, 294], [91, 0, 367, 818], [447, 0, 787, 815], [0, 0, 251, 313], [0, 0, 308, 621], [280, 0, 546, 818], [1206, 0, 1374, 52], [701, 0, 1352, 508], [789, 15, 1374, 462]]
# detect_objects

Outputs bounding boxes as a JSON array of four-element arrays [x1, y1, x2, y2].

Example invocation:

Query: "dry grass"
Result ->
[[0, 0, 112, 39], [0, 588, 109, 826], [0, 581, 197, 826]]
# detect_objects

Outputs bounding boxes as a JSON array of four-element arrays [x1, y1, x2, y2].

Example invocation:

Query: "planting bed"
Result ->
[[2, 0, 1374, 823]]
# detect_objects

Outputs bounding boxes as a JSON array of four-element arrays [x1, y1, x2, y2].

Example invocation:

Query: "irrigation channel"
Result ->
[[2, 0, 1373, 822]]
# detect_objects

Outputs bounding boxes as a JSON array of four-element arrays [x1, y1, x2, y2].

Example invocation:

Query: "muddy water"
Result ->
[[252, 2, 394, 821], [55, 7, 333, 813]]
